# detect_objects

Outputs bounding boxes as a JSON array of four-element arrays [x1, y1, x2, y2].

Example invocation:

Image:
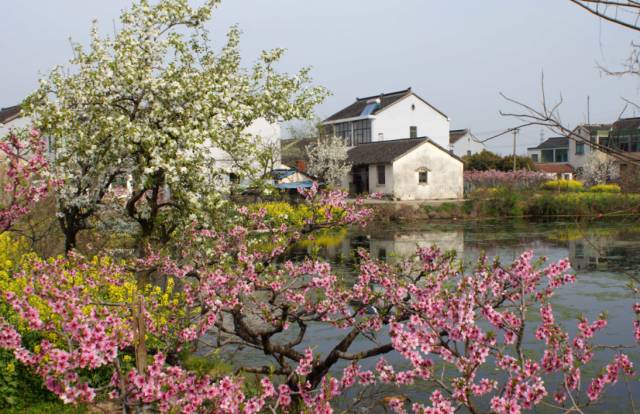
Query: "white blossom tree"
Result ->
[[581, 151, 620, 185], [24, 0, 327, 252], [306, 136, 351, 187]]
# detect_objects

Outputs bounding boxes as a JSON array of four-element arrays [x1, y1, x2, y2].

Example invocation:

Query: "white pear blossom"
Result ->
[[24, 0, 327, 250]]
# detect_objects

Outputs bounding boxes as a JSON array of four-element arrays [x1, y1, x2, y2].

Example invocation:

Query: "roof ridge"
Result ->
[[356, 88, 411, 101]]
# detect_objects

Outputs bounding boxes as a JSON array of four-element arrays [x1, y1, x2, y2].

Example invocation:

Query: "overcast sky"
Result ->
[[2, 0, 640, 153]]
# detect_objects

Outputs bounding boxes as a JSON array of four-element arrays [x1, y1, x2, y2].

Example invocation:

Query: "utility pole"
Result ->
[[512, 128, 519, 172]]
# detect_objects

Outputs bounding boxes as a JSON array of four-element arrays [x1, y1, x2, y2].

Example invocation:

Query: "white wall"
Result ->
[[450, 132, 485, 157], [368, 163, 394, 195], [568, 127, 592, 169], [371, 94, 450, 148], [0, 115, 31, 136], [392, 140, 463, 200], [527, 148, 541, 163]]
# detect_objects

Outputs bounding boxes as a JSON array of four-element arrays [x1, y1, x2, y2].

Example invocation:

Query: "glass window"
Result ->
[[555, 148, 568, 163], [541, 149, 554, 163], [377, 164, 385, 185], [418, 171, 428, 184], [531, 154, 539, 162], [332, 122, 352, 146], [575, 142, 584, 155], [410, 126, 418, 139], [352, 120, 371, 145], [631, 136, 640, 152]]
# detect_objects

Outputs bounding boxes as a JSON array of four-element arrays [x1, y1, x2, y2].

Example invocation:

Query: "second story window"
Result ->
[[410, 126, 418, 139], [377, 164, 385, 185], [575, 142, 585, 155], [555, 148, 568, 162]]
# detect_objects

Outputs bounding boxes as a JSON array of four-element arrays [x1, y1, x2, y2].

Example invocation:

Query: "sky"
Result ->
[[2, 0, 640, 153]]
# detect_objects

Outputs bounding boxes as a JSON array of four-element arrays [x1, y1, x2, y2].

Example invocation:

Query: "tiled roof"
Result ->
[[612, 117, 640, 130], [346, 137, 462, 166], [535, 163, 574, 173], [528, 137, 569, 150], [323, 88, 448, 122], [449, 129, 469, 144], [0, 105, 21, 124], [324, 89, 411, 122]]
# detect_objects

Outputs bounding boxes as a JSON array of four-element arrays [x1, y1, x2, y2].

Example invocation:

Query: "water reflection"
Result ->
[[290, 220, 640, 411]]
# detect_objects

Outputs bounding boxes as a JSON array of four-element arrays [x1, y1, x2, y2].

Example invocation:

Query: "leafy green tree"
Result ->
[[24, 0, 327, 252], [462, 150, 503, 171]]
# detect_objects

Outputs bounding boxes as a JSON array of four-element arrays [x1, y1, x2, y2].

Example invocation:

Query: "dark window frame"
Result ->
[[410, 126, 418, 139], [377, 164, 386, 185]]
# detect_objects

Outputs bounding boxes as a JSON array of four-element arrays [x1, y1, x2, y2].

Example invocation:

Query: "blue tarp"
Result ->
[[276, 180, 314, 189]]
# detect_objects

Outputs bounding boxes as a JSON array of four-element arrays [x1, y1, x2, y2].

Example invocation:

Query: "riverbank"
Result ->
[[368, 190, 640, 222]]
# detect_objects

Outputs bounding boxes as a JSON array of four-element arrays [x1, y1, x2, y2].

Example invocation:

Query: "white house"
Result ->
[[0, 105, 29, 133], [322, 87, 450, 149], [526, 137, 574, 179], [449, 128, 484, 157], [342, 137, 463, 200]]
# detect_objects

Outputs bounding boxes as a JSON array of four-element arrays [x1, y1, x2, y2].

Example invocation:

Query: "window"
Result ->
[[378, 248, 387, 260], [554, 148, 568, 163], [352, 119, 372, 145], [575, 142, 584, 155], [467, 150, 472, 156], [541, 149, 554, 163], [377, 164, 385, 185], [410, 126, 418, 139], [378, 132, 384, 141], [418, 170, 428, 184], [531, 154, 539, 162], [332, 122, 352, 146]]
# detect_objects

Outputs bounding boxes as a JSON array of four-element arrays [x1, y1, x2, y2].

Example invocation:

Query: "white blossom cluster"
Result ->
[[23, 0, 327, 235], [581, 151, 620, 185], [306, 136, 351, 187]]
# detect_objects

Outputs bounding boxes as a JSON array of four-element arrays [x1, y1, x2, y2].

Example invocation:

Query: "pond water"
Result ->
[[227, 219, 640, 412]]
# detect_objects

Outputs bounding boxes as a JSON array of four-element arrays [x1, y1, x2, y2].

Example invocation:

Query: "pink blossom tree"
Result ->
[[0, 128, 52, 233], [1, 184, 638, 413]]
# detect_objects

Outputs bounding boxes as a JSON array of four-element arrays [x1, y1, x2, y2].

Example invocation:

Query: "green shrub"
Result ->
[[541, 179, 584, 192], [526, 192, 640, 217], [589, 183, 621, 193]]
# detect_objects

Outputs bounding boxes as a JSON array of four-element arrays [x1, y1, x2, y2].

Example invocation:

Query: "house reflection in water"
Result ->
[[342, 229, 464, 263]]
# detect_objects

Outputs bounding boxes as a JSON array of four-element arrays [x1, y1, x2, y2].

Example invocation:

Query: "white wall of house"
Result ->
[[371, 94, 450, 148], [450, 132, 485, 157], [392, 140, 463, 200], [206, 118, 281, 183], [568, 127, 595, 169], [368, 163, 394, 195], [0, 115, 31, 136], [527, 148, 541, 163]]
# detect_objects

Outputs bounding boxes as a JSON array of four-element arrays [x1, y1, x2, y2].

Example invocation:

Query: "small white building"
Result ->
[[342, 137, 463, 200], [449, 128, 484, 157], [322, 87, 450, 149]]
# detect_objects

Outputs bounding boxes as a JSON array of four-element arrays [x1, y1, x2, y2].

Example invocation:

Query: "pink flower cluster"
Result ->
[[464, 169, 549, 192], [0, 182, 638, 413], [0, 128, 55, 232]]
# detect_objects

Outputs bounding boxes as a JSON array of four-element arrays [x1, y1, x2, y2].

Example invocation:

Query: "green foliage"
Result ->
[[541, 179, 584, 192], [462, 150, 502, 171], [477, 187, 523, 217], [589, 183, 621, 193], [462, 150, 535, 172], [526, 193, 640, 217]]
